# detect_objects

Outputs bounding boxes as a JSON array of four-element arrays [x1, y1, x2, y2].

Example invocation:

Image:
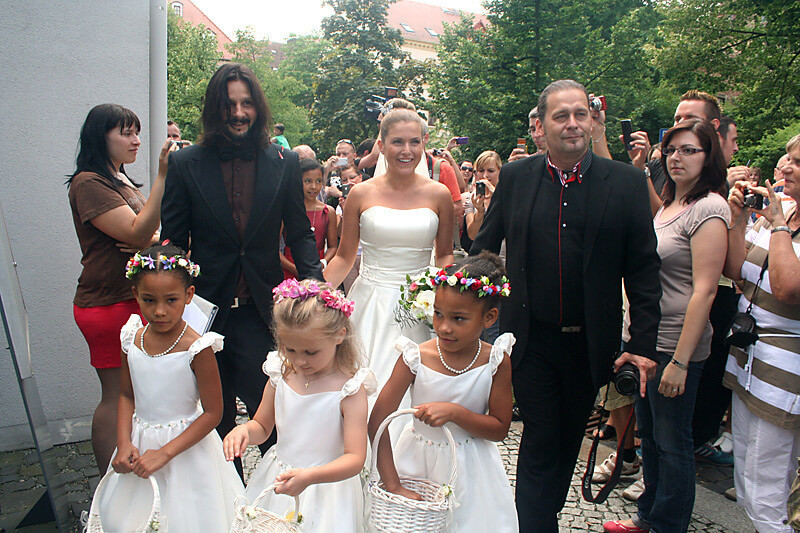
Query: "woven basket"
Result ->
[[229, 484, 304, 533], [82, 471, 165, 532], [367, 408, 457, 532]]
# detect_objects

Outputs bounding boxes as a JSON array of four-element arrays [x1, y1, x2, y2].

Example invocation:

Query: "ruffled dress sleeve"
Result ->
[[119, 314, 143, 355], [261, 350, 284, 387], [395, 336, 421, 375], [187, 332, 224, 363], [489, 332, 516, 375], [340, 368, 378, 400]]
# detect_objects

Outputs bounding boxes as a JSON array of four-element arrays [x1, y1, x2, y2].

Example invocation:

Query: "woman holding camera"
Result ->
[[605, 119, 730, 533], [722, 134, 800, 533]]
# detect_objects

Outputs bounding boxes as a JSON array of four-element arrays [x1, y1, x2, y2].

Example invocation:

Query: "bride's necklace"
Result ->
[[140, 321, 187, 357], [437, 338, 482, 374]]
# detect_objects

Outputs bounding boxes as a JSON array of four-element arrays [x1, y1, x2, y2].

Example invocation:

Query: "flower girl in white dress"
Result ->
[[96, 243, 244, 533], [223, 279, 376, 532], [369, 252, 519, 532]]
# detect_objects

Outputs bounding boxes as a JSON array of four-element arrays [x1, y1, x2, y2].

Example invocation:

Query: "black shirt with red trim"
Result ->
[[527, 150, 593, 327]]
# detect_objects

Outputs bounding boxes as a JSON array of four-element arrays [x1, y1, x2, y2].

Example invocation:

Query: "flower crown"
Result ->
[[125, 251, 200, 280], [422, 268, 511, 298], [272, 279, 355, 318]]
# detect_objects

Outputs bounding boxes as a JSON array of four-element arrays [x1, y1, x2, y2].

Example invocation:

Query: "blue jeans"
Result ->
[[636, 352, 704, 533]]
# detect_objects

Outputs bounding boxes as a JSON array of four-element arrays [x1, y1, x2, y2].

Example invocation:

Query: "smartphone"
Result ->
[[456, 137, 469, 145], [620, 119, 633, 151], [475, 182, 486, 196], [517, 138, 527, 152], [341, 183, 352, 199], [335, 157, 348, 167]]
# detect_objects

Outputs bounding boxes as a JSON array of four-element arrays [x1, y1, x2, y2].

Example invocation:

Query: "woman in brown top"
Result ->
[[67, 103, 172, 472]]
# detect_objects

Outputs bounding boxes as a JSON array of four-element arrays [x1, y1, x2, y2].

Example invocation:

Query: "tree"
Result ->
[[311, 0, 410, 153], [167, 11, 220, 141], [429, 1, 673, 160], [655, 0, 800, 149], [226, 28, 313, 147]]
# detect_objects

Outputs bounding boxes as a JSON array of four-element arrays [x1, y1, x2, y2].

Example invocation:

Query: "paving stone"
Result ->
[[67, 454, 96, 471]]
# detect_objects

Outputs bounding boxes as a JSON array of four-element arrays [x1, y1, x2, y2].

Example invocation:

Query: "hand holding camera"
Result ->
[[613, 352, 656, 398]]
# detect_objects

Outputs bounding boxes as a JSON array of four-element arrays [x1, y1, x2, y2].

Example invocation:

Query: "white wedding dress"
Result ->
[[347, 206, 439, 389]]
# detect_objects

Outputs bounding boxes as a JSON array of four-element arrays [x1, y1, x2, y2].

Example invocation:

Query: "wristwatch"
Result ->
[[771, 225, 791, 234]]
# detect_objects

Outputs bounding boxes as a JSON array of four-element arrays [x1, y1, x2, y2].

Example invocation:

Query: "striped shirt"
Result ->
[[724, 214, 800, 429]]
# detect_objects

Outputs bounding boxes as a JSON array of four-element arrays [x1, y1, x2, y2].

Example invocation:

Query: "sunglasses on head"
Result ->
[[337, 139, 356, 148]]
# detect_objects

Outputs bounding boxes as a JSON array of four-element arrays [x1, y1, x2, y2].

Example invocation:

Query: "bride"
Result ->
[[324, 108, 454, 387]]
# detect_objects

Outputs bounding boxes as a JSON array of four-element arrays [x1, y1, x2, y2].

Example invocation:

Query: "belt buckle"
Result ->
[[231, 297, 240, 309], [561, 325, 581, 333]]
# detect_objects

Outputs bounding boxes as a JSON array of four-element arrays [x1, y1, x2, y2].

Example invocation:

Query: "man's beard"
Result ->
[[225, 118, 254, 144]]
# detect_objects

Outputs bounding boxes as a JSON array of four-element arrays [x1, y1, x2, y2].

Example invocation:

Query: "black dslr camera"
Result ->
[[614, 362, 640, 397]]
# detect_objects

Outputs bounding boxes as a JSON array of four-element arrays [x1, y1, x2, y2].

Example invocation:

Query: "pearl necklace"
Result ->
[[436, 338, 482, 374], [140, 321, 188, 357]]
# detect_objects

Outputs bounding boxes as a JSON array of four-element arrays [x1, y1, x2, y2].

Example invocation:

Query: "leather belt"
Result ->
[[231, 296, 253, 308]]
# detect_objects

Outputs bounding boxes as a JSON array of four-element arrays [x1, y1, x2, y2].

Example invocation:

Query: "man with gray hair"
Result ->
[[471, 79, 661, 531]]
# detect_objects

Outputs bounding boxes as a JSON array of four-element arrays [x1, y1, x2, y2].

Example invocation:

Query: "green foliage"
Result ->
[[226, 28, 313, 147], [311, 0, 414, 155], [430, 1, 675, 160], [166, 11, 220, 141], [655, 0, 800, 147], [738, 120, 800, 178]]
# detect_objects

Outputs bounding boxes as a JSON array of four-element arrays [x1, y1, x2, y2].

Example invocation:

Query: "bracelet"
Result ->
[[670, 357, 688, 370], [320, 258, 328, 268], [771, 225, 791, 234]]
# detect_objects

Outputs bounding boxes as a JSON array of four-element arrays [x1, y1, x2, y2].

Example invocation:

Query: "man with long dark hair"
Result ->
[[161, 63, 322, 474]]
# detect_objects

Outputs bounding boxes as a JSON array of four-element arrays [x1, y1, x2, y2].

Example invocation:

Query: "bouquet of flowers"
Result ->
[[395, 267, 440, 329]]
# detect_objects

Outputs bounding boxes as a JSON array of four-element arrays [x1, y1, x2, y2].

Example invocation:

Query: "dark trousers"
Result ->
[[691, 285, 738, 447], [215, 304, 277, 477], [512, 330, 597, 533]]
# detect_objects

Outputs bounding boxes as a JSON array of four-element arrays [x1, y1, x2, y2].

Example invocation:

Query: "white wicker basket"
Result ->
[[367, 408, 458, 532], [82, 471, 165, 532], [229, 484, 304, 533]]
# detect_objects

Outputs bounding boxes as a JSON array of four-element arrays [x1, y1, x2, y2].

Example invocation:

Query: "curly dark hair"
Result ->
[[440, 251, 506, 310]]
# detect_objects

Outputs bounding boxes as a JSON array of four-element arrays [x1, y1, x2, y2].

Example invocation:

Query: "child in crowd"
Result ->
[[99, 242, 243, 533], [369, 251, 519, 532], [223, 278, 375, 532], [281, 158, 338, 279]]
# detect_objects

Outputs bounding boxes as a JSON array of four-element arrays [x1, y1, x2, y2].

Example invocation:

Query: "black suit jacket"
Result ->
[[471, 153, 661, 389], [161, 143, 323, 330]]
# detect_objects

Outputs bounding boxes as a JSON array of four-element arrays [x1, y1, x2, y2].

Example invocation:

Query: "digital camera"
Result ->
[[614, 362, 639, 397], [726, 312, 758, 348]]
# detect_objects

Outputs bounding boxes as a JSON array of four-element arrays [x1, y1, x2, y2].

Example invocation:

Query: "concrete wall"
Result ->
[[0, 1, 157, 450]]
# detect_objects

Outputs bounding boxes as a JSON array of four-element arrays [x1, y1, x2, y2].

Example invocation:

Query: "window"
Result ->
[[400, 23, 414, 33], [425, 27, 438, 37], [171, 1, 183, 17]]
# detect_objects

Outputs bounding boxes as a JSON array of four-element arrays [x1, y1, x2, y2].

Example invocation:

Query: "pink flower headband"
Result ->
[[272, 279, 355, 317]]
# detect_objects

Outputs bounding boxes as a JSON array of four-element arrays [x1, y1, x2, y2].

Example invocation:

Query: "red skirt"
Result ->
[[73, 300, 143, 369]]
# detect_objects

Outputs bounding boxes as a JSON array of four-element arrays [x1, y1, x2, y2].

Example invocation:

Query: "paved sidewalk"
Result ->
[[0, 421, 750, 531]]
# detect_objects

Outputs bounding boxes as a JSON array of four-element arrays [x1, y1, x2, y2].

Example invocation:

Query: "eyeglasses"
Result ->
[[337, 139, 355, 148], [663, 146, 705, 156], [461, 166, 474, 172]]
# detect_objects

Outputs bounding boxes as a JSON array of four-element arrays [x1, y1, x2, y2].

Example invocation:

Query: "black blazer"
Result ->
[[471, 154, 661, 389], [161, 143, 323, 330]]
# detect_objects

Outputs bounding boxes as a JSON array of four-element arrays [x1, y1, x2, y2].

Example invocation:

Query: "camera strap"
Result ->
[[581, 389, 636, 503], [746, 223, 800, 314]]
